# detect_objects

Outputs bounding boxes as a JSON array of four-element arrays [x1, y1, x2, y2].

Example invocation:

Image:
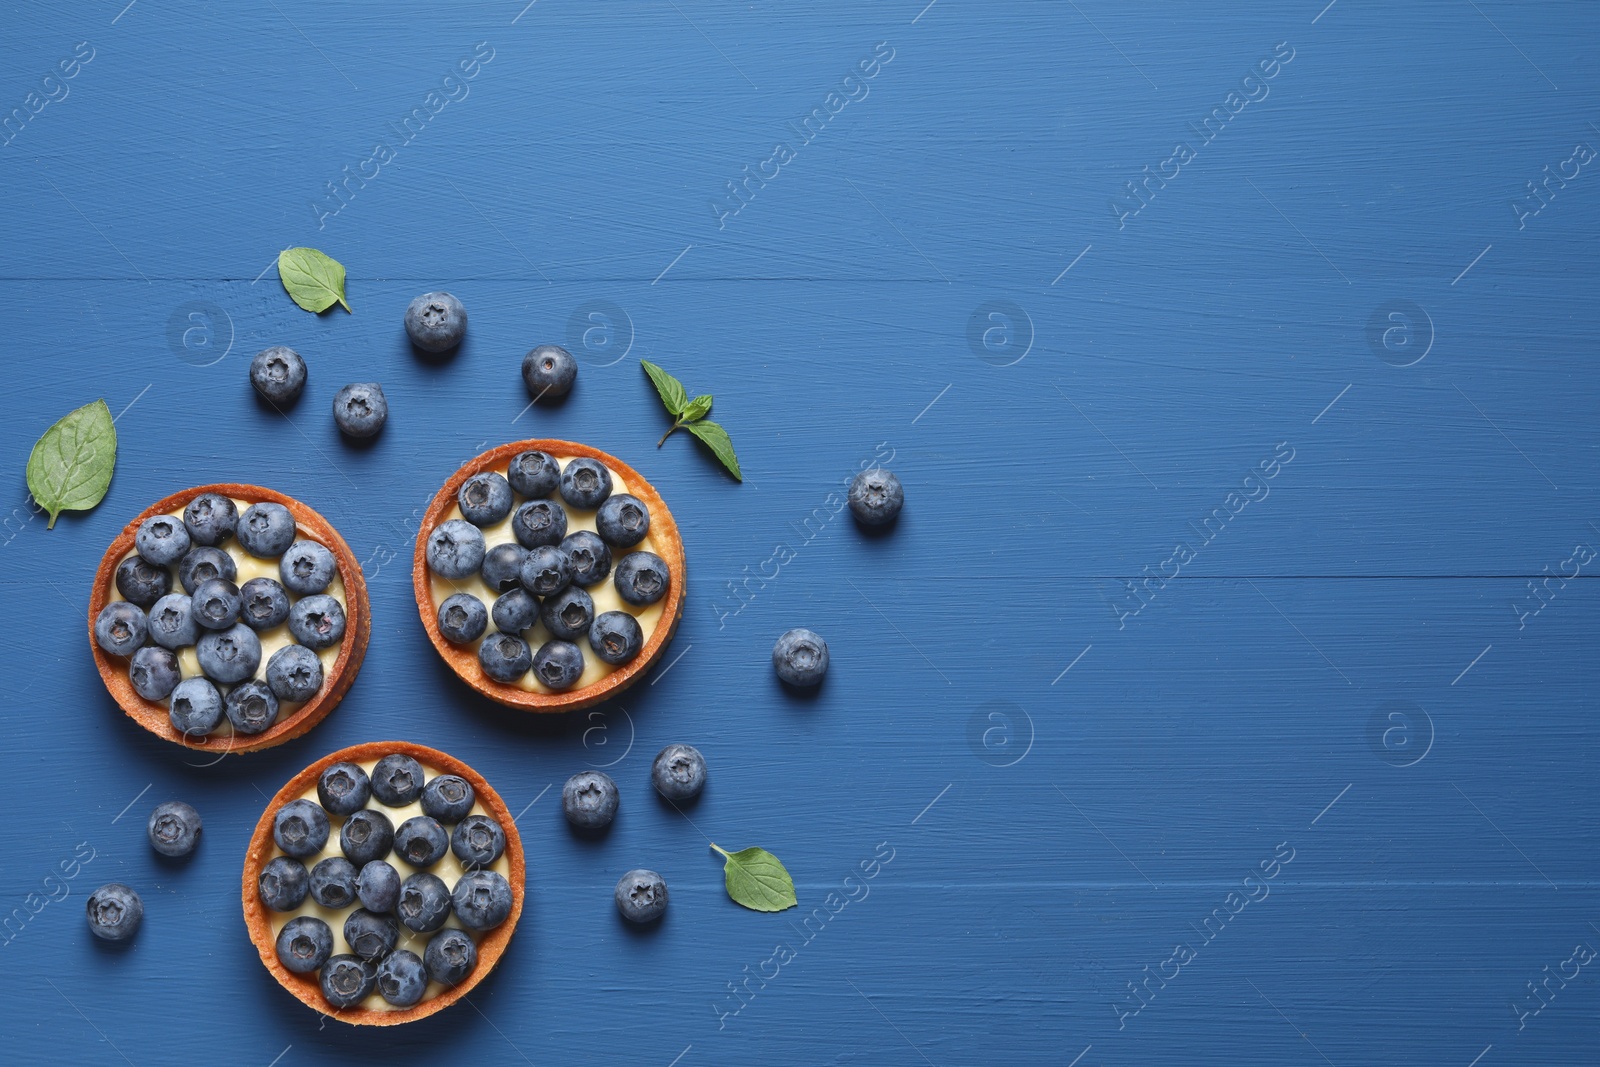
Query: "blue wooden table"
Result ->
[[3, 2, 1597, 1063]]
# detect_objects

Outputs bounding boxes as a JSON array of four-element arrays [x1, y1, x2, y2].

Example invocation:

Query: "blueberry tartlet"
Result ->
[[413, 440, 685, 711], [89, 484, 369, 753], [242, 742, 524, 1025]]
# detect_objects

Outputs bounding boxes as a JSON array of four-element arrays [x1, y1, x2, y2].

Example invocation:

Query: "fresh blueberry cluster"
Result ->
[[260, 755, 512, 1011], [427, 450, 667, 691], [93, 492, 347, 739]]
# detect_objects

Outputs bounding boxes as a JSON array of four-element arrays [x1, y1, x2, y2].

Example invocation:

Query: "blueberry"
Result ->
[[562, 770, 619, 830], [333, 382, 388, 438], [452, 870, 513, 931], [848, 468, 904, 526], [238, 577, 290, 631], [238, 502, 297, 558], [595, 494, 650, 548], [541, 586, 595, 642], [522, 343, 577, 400], [318, 762, 372, 817], [196, 623, 261, 684], [478, 632, 533, 683], [559, 457, 612, 510], [227, 680, 280, 734], [250, 346, 308, 405], [437, 592, 488, 644], [343, 908, 399, 961], [266, 643, 324, 703], [520, 545, 572, 597], [424, 928, 478, 986], [614, 869, 667, 924], [507, 450, 560, 497], [280, 540, 337, 596], [320, 954, 378, 1009], [614, 551, 669, 606], [371, 754, 425, 806], [427, 518, 486, 580], [356, 860, 401, 913], [191, 578, 240, 631], [147, 593, 197, 649], [276, 915, 333, 974], [94, 602, 147, 657], [147, 800, 202, 857], [86, 883, 143, 941], [129, 646, 181, 701], [258, 856, 309, 911], [136, 515, 191, 567], [288, 594, 346, 650], [589, 611, 644, 665], [178, 546, 235, 594], [405, 291, 467, 353], [510, 499, 567, 549], [341, 808, 395, 866], [273, 799, 330, 859], [560, 531, 611, 586], [309, 857, 360, 908], [651, 743, 707, 801], [421, 775, 475, 823], [458, 472, 513, 526], [376, 949, 429, 1007], [394, 816, 449, 868], [773, 628, 828, 687], [480, 542, 528, 593], [115, 555, 171, 608], [168, 677, 224, 736], [532, 640, 584, 690], [396, 872, 453, 933], [490, 589, 538, 634], [183, 493, 237, 547], [451, 814, 506, 869]]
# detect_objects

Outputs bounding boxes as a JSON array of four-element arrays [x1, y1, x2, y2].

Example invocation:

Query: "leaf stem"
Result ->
[[709, 843, 730, 859], [657, 421, 682, 448]]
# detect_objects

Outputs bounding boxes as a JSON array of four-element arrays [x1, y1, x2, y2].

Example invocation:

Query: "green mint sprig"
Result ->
[[640, 360, 741, 481]]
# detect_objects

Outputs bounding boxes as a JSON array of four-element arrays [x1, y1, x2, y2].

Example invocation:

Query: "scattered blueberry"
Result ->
[[146, 593, 197, 650], [288, 594, 346, 650], [532, 639, 584, 689], [135, 515, 191, 568], [273, 799, 330, 859], [340, 808, 395, 866], [520, 545, 572, 597], [559, 457, 612, 510], [178, 546, 235, 593], [614, 869, 667, 924], [309, 857, 360, 908], [168, 677, 224, 736], [848, 468, 904, 526], [480, 542, 528, 593], [147, 800, 202, 857], [377, 949, 429, 1007], [356, 860, 401, 913], [651, 744, 707, 801], [421, 775, 475, 823], [395, 816, 450, 868], [86, 883, 143, 941], [451, 814, 506, 869], [318, 762, 372, 817], [276, 915, 333, 974], [405, 291, 467, 353], [191, 578, 241, 631], [115, 555, 171, 608], [589, 610, 644, 665], [371, 754, 425, 806], [510, 498, 567, 549], [540, 586, 595, 641], [614, 551, 669, 606], [479, 632, 533, 683], [522, 343, 577, 401], [238, 577, 291, 631], [266, 643, 324, 703], [343, 908, 399, 961], [560, 531, 611, 586], [595, 494, 650, 548], [250, 346, 308, 405], [453, 870, 513, 931], [424, 928, 478, 986], [427, 518, 487, 580], [773, 628, 829, 687], [507, 450, 560, 497], [562, 771, 619, 830], [280, 540, 337, 596], [396, 872, 453, 933], [333, 382, 388, 438], [183, 493, 238, 547], [94, 602, 147, 657], [196, 623, 262, 684], [320, 954, 377, 1009], [238, 502, 297, 558], [491, 589, 538, 634], [437, 593, 488, 644], [458, 472, 514, 526], [129, 646, 181, 701], [258, 856, 309, 911]]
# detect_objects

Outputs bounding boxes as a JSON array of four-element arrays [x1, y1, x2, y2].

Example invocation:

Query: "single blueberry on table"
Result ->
[[479, 632, 533, 683], [258, 856, 309, 911], [560, 530, 611, 586], [371, 753, 425, 806], [238, 577, 290, 631], [437, 592, 488, 645], [427, 518, 487, 580], [135, 514, 191, 567], [614, 869, 668, 924], [280, 540, 336, 596], [491, 588, 538, 635], [309, 857, 360, 908], [168, 677, 224, 736], [394, 816, 450, 868], [507, 450, 560, 497], [458, 471, 513, 526], [451, 814, 506, 869], [772, 628, 829, 688], [520, 545, 572, 597], [541, 586, 595, 642], [343, 908, 399, 961], [178, 545, 235, 594], [94, 602, 147, 657], [320, 954, 378, 1009], [613, 551, 669, 606], [377, 949, 429, 1008], [318, 762, 371, 817], [147, 593, 197, 650], [225, 680, 279, 735], [191, 578, 241, 631], [333, 382, 388, 438], [276, 915, 333, 974], [182, 493, 237, 547], [421, 774, 475, 823], [405, 291, 467, 353], [522, 343, 577, 401], [589, 610, 644, 665], [340, 808, 396, 866], [480, 542, 527, 593], [237, 502, 297, 558], [249, 346, 307, 405], [559, 457, 612, 510], [115, 555, 171, 608], [651, 743, 707, 801], [595, 493, 650, 548], [510, 498, 567, 549], [396, 872, 453, 933], [848, 468, 904, 526], [288, 594, 346, 650], [129, 646, 181, 701], [532, 639, 585, 690], [425, 928, 478, 986], [196, 623, 262, 685], [266, 643, 324, 703], [562, 770, 619, 830], [86, 883, 143, 941], [273, 799, 330, 859], [147, 800, 202, 857], [356, 860, 401, 913], [453, 870, 514, 931]]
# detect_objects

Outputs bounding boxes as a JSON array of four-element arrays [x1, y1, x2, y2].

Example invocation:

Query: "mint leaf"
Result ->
[[26, 399, 116, 528], [711, 844, 796, 912], [682, 394, 713, 422], [685, 419, 741, 481], [278, 246, 351, 313], [641, 359, 688, 415]]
